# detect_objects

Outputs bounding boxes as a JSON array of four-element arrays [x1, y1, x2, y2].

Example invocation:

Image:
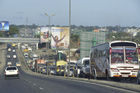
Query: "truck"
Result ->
[[76, 57, 90, 78]]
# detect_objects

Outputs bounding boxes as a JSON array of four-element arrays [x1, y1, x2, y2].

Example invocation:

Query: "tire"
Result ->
[[106, 70, 110, 80], [93, 70, 97, 79], [137, 76, 140, 84]]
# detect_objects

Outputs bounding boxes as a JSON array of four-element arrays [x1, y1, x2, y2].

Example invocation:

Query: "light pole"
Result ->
[[68, 0, 71, 77], [44, 13, 55, 49], [45, 13, 55, 75]]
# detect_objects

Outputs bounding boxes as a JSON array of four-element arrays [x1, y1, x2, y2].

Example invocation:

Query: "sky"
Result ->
[[0, 0, 140, 26]]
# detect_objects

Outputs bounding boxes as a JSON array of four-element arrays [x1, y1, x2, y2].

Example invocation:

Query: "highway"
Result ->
[[0, 45, 138, 93]]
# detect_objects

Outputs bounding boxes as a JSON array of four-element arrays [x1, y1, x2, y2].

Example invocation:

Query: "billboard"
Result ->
[[51, 27, 69, 49], [0, 21, 9, 31], [40, 27, 51, 43]]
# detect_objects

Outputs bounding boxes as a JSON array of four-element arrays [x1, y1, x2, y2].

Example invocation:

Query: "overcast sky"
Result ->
[[0, 0, 140, 26]]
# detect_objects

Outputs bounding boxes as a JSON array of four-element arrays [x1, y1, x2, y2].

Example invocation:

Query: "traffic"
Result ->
[[11, 40, 140, 84]]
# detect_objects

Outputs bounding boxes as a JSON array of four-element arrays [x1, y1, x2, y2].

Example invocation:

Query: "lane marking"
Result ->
[[33, 83, 36, 86], [39, 87, 44, 90]]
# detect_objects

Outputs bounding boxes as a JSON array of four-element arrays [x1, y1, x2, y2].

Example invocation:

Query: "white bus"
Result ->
[[90, 41, 139, 79]]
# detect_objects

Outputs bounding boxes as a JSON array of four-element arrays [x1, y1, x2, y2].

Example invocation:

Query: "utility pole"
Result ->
[[68, 0, 71, 77], [45, 13, 55, 75], [44, 13, 55, 49]]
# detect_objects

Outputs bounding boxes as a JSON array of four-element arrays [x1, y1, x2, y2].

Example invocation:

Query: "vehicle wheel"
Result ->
[[137, 77, 140, 84], [93, 69, 97, 79], [106, 70, 110, 80]]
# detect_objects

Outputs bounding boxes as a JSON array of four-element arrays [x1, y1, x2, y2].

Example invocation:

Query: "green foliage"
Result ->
[[9, 25, 19, 36], [134, 32, 140, 43], [71, 34, 79, 42], [107, 32, 132, 41]]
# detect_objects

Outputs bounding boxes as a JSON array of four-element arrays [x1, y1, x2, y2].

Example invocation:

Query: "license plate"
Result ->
[[122, 75, 128, 77]]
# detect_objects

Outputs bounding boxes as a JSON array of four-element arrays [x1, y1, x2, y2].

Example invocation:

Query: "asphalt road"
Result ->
[[0, 45, 138, 93]]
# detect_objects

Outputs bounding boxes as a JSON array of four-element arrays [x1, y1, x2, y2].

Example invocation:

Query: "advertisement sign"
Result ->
[[0, 21, 9, 31], [40, 27, 50, 43], [51, 27, 69, 49]]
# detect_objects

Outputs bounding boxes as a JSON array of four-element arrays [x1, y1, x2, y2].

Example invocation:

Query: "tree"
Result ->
[[134, 32, 140, 43], [9, 25, 19, 36]]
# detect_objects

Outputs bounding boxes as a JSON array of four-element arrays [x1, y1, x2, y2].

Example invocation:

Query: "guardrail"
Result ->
[[0, 38, 40, 43]]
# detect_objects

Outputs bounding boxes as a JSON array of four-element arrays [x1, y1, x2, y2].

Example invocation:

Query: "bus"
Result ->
[[90, 41, 139, 79]]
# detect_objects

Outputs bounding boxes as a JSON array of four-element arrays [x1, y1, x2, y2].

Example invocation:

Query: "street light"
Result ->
[[44, 13, 55, 49], [44, 13, 55, 75], [68, 0, 71, 77]]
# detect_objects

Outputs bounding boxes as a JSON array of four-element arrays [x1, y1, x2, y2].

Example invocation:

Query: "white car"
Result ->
[[13, 55, 17, 58], [8, 48, 11, 52], [12, 49, 16, 52], [5, 66, 19, 78]]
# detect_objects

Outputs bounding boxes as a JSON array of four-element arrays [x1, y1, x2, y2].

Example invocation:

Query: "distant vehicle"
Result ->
[[30, 54, 38, 60], [7, 55, 11, 58], [41, 67, 47, 74], [13, 55, 17, 59], [5, 66, 19, 78], [7, 62, 12, 66], [24, 53, 28, 58], [16, 63, 21, 67], [12, 49, 16, 52], [7, 48, 11, 52], [12, 43, 17, 47], [76, 57, 90, 77], [90, 41, 139, 79], [28, 47, 32, 52], [49, 66, 56, 75], [56, 60, 67, 75]]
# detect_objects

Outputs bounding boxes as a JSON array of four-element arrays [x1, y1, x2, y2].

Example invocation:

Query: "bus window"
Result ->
[[111, 48, 124, 63], [125, 48, 138, 64]]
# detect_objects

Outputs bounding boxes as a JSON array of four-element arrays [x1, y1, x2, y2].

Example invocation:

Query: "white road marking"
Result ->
[[39, 87, 44, 90], [33, 83, 36, 86]]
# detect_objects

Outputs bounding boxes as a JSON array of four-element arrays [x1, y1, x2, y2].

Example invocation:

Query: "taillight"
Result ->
[[137, 48, 140, 54], [109, 48, 112, 55]]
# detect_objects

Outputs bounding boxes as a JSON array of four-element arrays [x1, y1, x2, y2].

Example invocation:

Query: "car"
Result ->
[[7, 62, 12, 66], [16, 63, 21, 67], [5, 66, 19, 79], [7, 48, 11, 52], [137, 70, 140, 84], [13, 55, 17, 58], [12, 49, 16, 52], [7, 55, 11, 58], [24, 53, 28, 58]]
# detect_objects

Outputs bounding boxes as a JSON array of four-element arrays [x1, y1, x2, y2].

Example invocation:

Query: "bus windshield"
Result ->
[[111, 47, 138, 64], [111, 48, 124, 63], [125, 48, 138, 64]]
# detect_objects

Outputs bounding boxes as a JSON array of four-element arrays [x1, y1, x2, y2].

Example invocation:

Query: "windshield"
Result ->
[[83, 59, 89, 66], [125, 48, 138, 64], [7, 67, 17, 70], [111, 48, 124, 63], [111, 47, 138, 64]]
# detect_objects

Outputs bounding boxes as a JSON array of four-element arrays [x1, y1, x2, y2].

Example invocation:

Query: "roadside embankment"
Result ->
[[0, 44, 6, 74]]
